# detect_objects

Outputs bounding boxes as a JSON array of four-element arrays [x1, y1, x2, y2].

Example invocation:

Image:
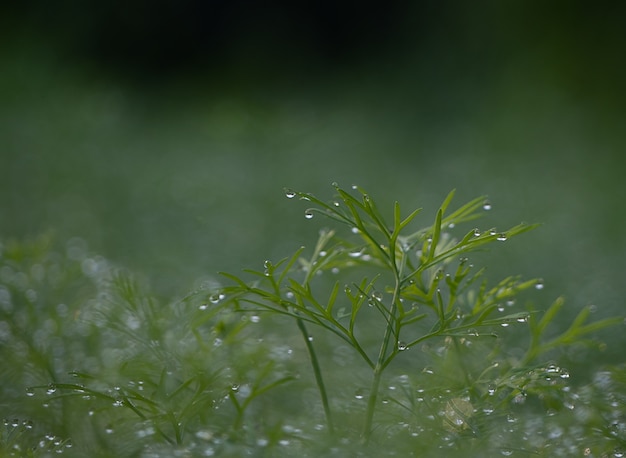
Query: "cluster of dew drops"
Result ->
[[285, 186, 511, 244], [2, 416, 73, 454]]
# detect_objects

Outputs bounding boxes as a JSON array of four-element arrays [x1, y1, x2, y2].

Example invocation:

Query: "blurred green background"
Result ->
[[1, 0, 625, 363]]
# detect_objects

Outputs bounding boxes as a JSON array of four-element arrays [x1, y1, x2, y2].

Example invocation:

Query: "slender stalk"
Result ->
[[362, 276, 401, 442], [296, 317, 334, 434]]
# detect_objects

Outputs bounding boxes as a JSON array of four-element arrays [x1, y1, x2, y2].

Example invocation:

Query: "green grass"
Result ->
[[1, 184, 624, 457]]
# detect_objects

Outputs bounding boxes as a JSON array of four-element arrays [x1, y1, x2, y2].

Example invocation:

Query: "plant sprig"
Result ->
[[220, 183, 567, 441]]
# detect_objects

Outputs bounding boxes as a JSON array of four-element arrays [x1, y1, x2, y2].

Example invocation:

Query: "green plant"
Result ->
[[218, 183, 623, 454]]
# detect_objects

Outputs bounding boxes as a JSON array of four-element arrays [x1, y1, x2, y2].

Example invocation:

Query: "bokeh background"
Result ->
[[2, 1, 625, 366]]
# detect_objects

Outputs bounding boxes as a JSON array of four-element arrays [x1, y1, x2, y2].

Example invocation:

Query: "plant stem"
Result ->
[[296, 317, 334, 435], [362, 277, 400, 442]]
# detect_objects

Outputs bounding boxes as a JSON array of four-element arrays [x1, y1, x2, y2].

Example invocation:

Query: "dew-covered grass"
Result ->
[[1, 185, 624, 457]]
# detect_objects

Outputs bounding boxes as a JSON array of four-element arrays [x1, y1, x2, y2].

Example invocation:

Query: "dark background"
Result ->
[[1, 1, 625, 363]]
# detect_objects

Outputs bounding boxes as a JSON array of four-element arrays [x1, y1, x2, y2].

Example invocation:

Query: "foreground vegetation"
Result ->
[[1, 184, 624, 456]]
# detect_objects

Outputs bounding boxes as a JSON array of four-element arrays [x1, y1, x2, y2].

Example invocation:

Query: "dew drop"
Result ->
[[546, 363, 559, 373], [473, 228, 481, 237], [26, 387, 35, 397], [209, 294, 222, 304], [105, 425, 114, 434], [199, 304, 208, 310], [516, 315, 528, 323], [250, 315, 261, 323], [500, 448, 513, 456], [257, 438, 269, 447], [497, 233, 508, 241], [351, 227, 360, 234], [500, 322, 510, 327], [483, 200, 492, 211], [46, 383, 57, 395], [284, 188, 296, 199], [351, 184, 358, 190], [398, 341, 409, 351], [513, 392, 527, 404], [354, 389, 365, 400], [535, 280, 544, 290], [348, 249, 364, 258], [304, 210, 314, 219], [487, 384, 496, 396]]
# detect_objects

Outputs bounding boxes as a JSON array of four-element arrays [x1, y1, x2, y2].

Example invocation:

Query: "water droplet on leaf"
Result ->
[[304, 210, 314, 219], [284, 188, 296, 199], [483, 200, 492, 211]]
